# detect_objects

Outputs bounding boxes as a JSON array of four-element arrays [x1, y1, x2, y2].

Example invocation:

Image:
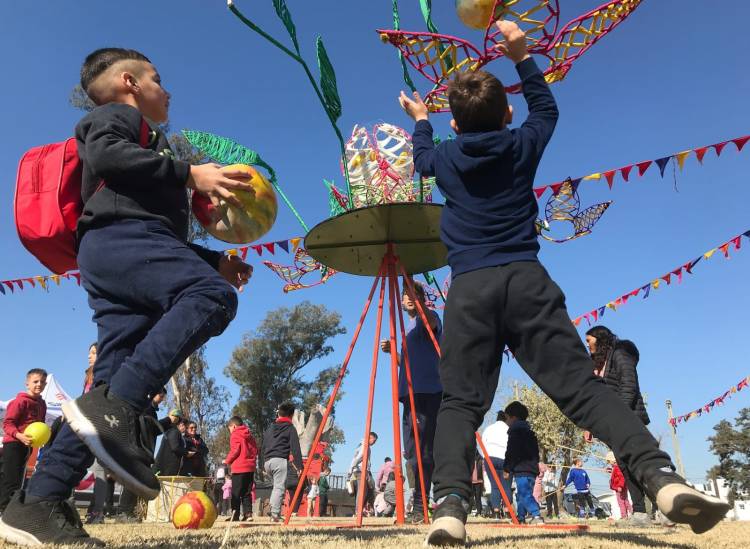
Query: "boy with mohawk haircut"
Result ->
[[0, 48, 252, 546], [399, 20, 729, 546]]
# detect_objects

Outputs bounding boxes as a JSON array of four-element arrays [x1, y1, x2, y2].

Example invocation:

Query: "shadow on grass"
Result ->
[[469, 531, 696, 549]]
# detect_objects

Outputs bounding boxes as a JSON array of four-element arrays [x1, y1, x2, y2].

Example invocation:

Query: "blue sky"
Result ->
[[0, 1, 748, 493]]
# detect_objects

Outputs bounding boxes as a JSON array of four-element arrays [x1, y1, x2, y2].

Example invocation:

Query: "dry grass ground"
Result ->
[[3, 517, 747, 548]]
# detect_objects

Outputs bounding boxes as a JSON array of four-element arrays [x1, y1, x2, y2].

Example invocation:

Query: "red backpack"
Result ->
[[14, 119, 150, 274]]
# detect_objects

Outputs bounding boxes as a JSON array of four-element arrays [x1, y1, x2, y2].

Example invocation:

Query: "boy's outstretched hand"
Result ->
[[187, 163, 255, 209], [495, 20, 530, 64], [219, 254, 253, 292], [399, 91, 429, 122]]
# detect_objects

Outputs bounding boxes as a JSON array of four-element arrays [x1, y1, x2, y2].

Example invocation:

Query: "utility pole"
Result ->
[[513, 381, 519, 401], [666, 400, 686, 478]]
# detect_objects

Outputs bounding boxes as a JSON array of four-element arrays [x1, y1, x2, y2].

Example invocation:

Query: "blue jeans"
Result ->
[[515, 475, 541, 521], [28, 220, 237, 501], [485, 457, 512, 511]]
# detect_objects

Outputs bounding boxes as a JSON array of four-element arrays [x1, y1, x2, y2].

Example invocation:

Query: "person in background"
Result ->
[[318, 467, 330, 517], [224, 416, 257, 522], [306, 476, 319, 517], [565, 459, 594, 519], [262, 402, 302, 522], [347, 432, 378, 517], [542, 464, 559, 519], [481, 411, 511, 518], [534, 462, 547, 507], [375, 457, 394, 493], [609, 458, 632, 519], [470, 451, 484, 517], [502, 401, 543, 525], [221, 473, 232, 516], [183, 422, 209, 477], [154, 414, 191, 476]]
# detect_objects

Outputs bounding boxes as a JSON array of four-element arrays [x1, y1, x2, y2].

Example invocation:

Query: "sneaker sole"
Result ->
[[62, 399, 160, 500], [424, 516, 466, 546], [656, 484, 730, 534], [0, 518, 43, 546]]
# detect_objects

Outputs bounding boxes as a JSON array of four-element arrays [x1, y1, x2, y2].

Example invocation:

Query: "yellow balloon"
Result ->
[[24, 421, 51, 449], [191, 164, 278, 244], [455, 0, 496, 30]]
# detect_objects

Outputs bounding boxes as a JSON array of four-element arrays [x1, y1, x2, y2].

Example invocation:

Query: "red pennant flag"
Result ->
[[636, 161, 652, 177], [15, 280, 24, 290], [661, 273, 672, 285], [263, 242, 275, 254], [583, 313, 591, 326], [252, 245, 263, 256], [573, 317, 582, 327], [240, 247, 249, 260], [713, 142, 728, 156], [614, 297, 623, 307], [719, 243, 730, 257], [3, 281, 14, 292], [672, 267, 684, 283], [71, 273, 82, 285], [25, 278, 35, 288], [550, 182, 564, 196], [620, 165, 633, 182], [604, 171, 616, 189], [591, 309, 599, 322], [694, 146, 709, 163], [533, 186, 547, 199], [629, 289, 640, 298], [731, 236, 742, 250], [732, 136, 750, 151], [621, 294, 630, 305]]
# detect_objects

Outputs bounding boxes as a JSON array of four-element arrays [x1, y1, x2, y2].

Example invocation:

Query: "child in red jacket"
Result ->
[[610, 462, 632, 519], [0, 369, 48, 512], [224, 416, 257, 521]]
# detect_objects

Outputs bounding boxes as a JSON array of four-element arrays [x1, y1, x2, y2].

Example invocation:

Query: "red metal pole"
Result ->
[[399, 264, 441, 357], [385, 244, 406, 524], [284, 262, 385, 525], [392, 269, 430, 524], [355, 272, 388, 526], [475, 432, 520, 525]]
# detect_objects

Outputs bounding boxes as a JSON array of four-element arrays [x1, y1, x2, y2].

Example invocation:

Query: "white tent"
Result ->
[[0, 374, 74, 440]]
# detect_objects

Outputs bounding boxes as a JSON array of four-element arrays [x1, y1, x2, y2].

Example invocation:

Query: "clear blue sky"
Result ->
[[1, 1, 748, 492]]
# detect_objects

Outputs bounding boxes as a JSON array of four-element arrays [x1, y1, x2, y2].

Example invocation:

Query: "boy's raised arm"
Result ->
[[399, 91, 437, 176]]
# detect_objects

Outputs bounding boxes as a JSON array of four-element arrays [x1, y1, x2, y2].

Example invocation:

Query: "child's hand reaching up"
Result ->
[[219, 255, 253, 292], [187, 163, 255, 209], [495, 20, 530, 64], [399, 91, 429, 122]]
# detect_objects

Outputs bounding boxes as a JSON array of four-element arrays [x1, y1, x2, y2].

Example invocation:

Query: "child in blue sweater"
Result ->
[[399, 19, 729, 546], [565, 459, 594, 518]]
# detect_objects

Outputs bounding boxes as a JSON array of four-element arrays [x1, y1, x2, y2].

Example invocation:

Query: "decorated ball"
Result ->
[[24, 421, 51, 449], [455, 0, 496, 30], [192, 163, 278, 244], [171, 491, 217, 529]]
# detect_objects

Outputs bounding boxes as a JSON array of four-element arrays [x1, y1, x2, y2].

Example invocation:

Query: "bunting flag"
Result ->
[[669, 375, 750, 428], [571, 229, 749, 326], [534, 133, 750, 197], [1, 236, 302, 297]]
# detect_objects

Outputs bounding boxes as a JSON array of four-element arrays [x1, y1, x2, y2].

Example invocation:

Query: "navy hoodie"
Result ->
[[411, 58, 559, 276]]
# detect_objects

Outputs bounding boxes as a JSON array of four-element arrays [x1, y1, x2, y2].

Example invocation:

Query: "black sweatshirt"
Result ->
[[503, 419, 540, 478], [74, 103, 222, 269], [262, 419, 303, 469], [412, 57, 559, 276]]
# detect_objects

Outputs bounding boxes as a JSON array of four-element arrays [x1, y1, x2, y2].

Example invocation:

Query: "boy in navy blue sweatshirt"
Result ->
[[399, 20, 729, 545], [501, 402, 542, 524], [0, 48, 252, 546]]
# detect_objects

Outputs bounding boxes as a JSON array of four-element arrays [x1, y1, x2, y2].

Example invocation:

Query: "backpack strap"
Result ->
[[139, 117, 152, 148]]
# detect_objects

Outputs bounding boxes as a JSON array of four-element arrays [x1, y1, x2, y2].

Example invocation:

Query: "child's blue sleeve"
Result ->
[[412, 120, 437, 177], [515, 58, 559, 161]]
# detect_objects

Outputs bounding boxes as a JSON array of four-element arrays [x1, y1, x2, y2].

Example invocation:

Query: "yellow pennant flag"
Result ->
[[675, 150, 691, 170], [290, 237, 302, 251], [226, 248, 238, 256], [35, 276, 47, 290], [651, 279, 660, 290], [606, 302, 617, 310], [583, 173, 601, 181], [50, 275, 61, 286], [704, 248, 717, 259]]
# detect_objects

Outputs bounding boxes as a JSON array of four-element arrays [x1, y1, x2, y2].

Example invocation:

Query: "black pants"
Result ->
[[431, 262, 673, 502], [545, 491, 559, 517], [231, 472, 254, 516], [119, 487, 138, 516], [319, 494, 328, 516], [617, 458, 647, 513], [0, 441, 30, 511], [471, 484, 483, 514], [402, 392, 441, 510], [574, 492, 595, 516]]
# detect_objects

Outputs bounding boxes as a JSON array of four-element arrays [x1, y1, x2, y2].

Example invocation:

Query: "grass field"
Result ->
[[4, 517, 745, 548]]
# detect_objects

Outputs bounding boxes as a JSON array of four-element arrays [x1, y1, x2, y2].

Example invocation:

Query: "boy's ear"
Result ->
[[505, 104, 514, 125], [450, 118, 460, 134], [121, 71, 140, 94]]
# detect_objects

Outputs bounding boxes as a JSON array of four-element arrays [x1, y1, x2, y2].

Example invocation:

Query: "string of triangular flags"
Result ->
[[0, 236, 303, 296], [534, 134, 750, 198], [670, 375, 750, 428], [571, 229, 749, 327]]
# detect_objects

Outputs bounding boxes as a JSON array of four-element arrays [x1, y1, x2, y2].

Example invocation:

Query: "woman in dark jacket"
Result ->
[[585, 325, 651, 524], [155, 419, 190, 476]]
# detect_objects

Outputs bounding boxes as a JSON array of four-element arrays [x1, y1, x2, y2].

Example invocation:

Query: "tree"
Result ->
[[708, 408, 750, 502], [225, 302, 347, 468]]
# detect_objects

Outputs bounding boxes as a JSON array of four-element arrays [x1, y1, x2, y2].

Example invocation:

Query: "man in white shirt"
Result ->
[[480, 411, 512, 517]]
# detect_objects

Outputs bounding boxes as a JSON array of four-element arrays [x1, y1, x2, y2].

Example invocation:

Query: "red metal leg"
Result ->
[[392, 271, 430, 525], [355, 273, 388, 526], [283, 262, 386, 525], [475, 432, 520, 525], [385, 245, 406, 524]]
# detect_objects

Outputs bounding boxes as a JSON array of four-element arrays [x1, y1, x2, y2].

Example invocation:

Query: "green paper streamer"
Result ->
[[316, 37, 342, 123]]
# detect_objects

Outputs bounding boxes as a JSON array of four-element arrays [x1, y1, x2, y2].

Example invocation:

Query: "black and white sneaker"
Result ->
[[642, 467, 730, 534], [425, 495, 469, 546], [62, 384, 160, 500], [0, 491, 104, 546]]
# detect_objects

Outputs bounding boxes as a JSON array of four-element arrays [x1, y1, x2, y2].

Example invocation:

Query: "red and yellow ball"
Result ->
[[171, 491, 217, 530], [192, 163, 278, 244], [455, 0, 496, 30]]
